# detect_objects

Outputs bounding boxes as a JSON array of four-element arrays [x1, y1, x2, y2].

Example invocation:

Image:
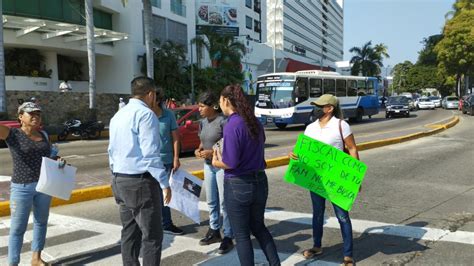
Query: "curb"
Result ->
[[0, 116, 460, 217]]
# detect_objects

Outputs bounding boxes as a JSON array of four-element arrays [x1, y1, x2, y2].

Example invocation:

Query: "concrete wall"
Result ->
[[5, 91, 130, 126]]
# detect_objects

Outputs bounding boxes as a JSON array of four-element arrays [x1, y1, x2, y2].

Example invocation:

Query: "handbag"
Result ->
[[338, 119, 350, 155]]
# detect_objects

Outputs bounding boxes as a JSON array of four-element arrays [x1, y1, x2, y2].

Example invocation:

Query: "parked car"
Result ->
[[461, 95, 474, 116], [459, 95, 470, 111], [417, 97, 436, 110], [441, 96, 459, 109], [0, 120, 21, 148], [429, 96, 442, 108], [385, 96, 410, 118], [171, 105, 201, 153]]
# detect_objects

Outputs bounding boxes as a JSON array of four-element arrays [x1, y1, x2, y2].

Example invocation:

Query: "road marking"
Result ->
[[0, 176, 11, 182], [198, 202, 474, 245]]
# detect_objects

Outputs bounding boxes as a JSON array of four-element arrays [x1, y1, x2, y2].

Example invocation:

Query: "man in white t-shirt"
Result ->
[[59, 81, 72, 92]]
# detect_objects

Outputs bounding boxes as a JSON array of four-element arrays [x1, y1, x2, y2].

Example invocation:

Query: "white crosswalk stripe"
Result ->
[[0, 202, 473, 265]]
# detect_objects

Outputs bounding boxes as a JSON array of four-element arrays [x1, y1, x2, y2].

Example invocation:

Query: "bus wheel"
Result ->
[[275, 123, 287, 129]]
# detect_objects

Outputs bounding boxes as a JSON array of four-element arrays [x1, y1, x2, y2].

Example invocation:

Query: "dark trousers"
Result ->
[[112, 175, 163, 266], [224, 171, 280, 266]]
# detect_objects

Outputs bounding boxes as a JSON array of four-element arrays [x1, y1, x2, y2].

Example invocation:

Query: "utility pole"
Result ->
[[190, 42, 195, 104], [273, 0, 277, 73]]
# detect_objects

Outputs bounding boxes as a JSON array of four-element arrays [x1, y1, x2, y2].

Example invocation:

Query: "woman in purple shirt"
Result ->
[[212, 85, 280, 266]]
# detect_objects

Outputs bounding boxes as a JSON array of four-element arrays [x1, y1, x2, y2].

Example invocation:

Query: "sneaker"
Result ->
[[199, 228, 222, 245], [217, 237, 234, 254], [163, 224, 184, 235]]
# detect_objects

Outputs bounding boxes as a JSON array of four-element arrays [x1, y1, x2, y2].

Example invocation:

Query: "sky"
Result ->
[[343, 0, 455, 71]]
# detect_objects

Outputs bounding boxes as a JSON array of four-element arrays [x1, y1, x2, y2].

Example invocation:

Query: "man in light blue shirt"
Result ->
[[108, 77, 171, 266]]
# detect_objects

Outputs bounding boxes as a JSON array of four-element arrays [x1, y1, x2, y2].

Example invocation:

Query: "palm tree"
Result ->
[[0, 1, 6, 116], [445, 0, 474, 19], [191, 28, 245, 69], [122, 0, 154, 78], [85, 0, 96, 110], [349, 41, 388, 78]]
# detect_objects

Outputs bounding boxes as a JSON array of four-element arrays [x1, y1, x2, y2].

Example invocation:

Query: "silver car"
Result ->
[[441, 96, 459, 109], [417, 98, 436, 110]]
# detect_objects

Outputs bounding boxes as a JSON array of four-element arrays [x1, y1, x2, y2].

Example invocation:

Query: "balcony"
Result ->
[[171, 1, 186, 17]]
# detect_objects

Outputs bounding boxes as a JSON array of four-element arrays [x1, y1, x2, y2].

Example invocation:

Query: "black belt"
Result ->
[[114, 172, 152, 178]]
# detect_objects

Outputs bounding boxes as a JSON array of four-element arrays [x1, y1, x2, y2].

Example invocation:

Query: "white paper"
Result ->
[[167, 169, 203, 224], [36, 157, 77, 200]]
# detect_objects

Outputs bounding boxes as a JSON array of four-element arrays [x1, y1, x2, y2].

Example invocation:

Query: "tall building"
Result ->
[[266, 0, 344, 70]]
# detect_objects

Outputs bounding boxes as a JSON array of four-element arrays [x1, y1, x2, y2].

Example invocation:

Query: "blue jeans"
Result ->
[[310, 191, 353, 257], [204, 163, 233, 238], [161, 163, 173, 228], [224, 171, 280, 266], [8, 182, 52, 265]]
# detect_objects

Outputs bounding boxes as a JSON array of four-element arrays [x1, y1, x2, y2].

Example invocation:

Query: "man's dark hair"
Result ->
[[131, 76, 156, 97]]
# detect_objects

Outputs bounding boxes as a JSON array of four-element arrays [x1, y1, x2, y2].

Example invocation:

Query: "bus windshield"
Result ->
[[256, 81, 295, 109]]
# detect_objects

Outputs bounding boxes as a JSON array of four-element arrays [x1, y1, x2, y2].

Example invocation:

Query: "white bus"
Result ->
[[255, 70, 380, 129]]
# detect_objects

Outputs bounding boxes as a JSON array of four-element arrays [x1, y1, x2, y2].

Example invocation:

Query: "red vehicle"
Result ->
[[171, 105, 201, 153]]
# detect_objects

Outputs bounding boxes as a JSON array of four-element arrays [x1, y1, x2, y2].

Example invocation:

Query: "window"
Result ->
[[336, 80, 346, 97], [295, 78, 309, 103], [254, 20, 261, 32], [310, 79, 322, 97], [254, 0, 261, 13], [357, 80, 367, 96], [246, 16, 253, 29], [323, 79, 335, 95], [246, 0, 252, 8], [151, 0, 161, 8], [367, 80, 375, 95], [348, 80, 357, 96]]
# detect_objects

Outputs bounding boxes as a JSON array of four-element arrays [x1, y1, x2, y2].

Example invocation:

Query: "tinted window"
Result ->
[[323, 79, 335, 95], [357, 80, 366, 96], [367, 80, 375, 95], [310, 78, 322, 97], [347, 80, 357, 96], [336, 79, 346, 97]]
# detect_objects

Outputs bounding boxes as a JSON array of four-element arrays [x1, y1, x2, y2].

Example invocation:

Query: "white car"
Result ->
[[429, 96, 442, 108], [417, 98, 436, 110], [441, 96, 459, 109]]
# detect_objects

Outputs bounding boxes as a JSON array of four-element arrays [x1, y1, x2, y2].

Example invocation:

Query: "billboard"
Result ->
[[196, 0, 239, 36]]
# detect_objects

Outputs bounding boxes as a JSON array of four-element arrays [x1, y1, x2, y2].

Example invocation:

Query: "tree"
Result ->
[[141, 40, 189, 99], [417, 34, 443, 66], [191, 28, 245, 70], [349, 41, 389, 78], [392, 61, 413, 93], [85, 0, 96, 111], [435, 8, 474, 96], [0, 0, 6, 117], [122, 0, 154, 78], [191, 29, 246, 94]]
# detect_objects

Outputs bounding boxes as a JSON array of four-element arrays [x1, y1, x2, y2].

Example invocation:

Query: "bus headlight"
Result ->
[[255, 113, 261, 118]]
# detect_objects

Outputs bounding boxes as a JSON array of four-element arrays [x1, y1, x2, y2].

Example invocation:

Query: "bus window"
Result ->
[[348, 80, 357, 96], [336, 79, 347, 97], [294, 78, 309, 103], [367, 80, 375, 95], [323, 79, 335, 95], [309, 78, 322, 97], [357, 80, 367, 96]]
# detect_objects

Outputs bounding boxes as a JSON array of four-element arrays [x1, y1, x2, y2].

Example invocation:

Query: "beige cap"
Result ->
[[18, 102, 41, 114], [311, 94, 338, 107]]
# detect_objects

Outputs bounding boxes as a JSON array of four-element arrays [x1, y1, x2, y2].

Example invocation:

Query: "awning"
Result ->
[[2, 15, 128, 43], [257, 58, 334, 73]]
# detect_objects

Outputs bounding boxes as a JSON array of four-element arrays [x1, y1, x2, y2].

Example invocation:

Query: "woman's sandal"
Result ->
[[302, 247, 323, 259], [341, 257, 356, 266]]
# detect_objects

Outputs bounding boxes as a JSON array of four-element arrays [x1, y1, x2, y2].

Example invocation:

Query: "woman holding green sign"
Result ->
[[289, 94, 359, 266]]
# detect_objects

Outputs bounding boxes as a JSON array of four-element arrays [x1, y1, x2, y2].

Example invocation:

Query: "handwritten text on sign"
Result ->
[[284, 134, 367, 211]]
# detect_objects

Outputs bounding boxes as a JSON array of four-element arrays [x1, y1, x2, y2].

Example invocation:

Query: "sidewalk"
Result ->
[[0, 116, 459, 216]]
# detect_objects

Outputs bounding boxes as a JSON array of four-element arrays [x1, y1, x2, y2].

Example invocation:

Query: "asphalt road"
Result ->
[[0, 108, 458, 178], [1, 109, 470, 265]]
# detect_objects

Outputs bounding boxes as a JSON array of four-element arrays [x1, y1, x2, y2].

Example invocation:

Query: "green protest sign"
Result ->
[[284, 134, 367, 211]]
